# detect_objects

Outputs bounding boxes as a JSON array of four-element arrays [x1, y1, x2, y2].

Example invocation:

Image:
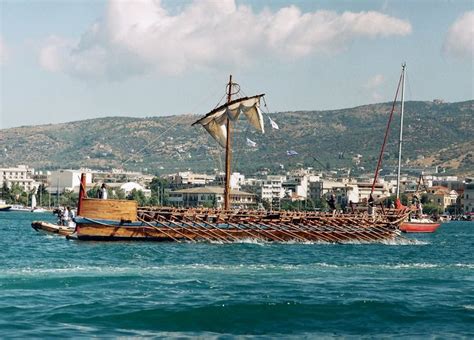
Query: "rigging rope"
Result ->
[[371, 69, 404, 194], [120, 82, 225, 168]]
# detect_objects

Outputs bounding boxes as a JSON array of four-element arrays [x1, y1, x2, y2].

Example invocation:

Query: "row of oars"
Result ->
[[136, 210, 408, 244]]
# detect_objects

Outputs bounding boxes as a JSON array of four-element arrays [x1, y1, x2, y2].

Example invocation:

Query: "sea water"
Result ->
[[0, 211, 472, 338]]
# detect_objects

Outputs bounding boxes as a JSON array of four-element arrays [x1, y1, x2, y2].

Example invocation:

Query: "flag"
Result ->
[[286, 150, 298, 156], [269, 117, 279, 130], [246, 138, 257, 147]]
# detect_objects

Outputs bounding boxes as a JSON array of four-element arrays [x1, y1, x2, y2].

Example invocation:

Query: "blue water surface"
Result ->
[[0, 211, 473, 338]]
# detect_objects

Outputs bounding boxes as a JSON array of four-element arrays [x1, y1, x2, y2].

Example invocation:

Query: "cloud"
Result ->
[[364, 74, 385, 101], [38, 0, 412, 80], [0, 36, 8, 65], [365, 74, 385, 89], [443, 11, 474, 60]]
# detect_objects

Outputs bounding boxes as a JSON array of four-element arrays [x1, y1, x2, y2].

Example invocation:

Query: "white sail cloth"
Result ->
[[193, 94, 265, 147]]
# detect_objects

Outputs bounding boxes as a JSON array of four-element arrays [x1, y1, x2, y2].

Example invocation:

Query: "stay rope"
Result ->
[[371, 69, 403, 194]]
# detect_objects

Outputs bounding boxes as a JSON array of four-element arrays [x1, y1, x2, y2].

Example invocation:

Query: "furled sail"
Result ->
[[192, 94, 265, 147]]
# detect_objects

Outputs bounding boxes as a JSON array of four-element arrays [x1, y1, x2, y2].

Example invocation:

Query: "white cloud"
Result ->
[[0, 36, 8, 65], [365, 74, 385, 89], [365, 74, 385, 102], [38, 0, 412, 79], [443, 11, 474, 60]]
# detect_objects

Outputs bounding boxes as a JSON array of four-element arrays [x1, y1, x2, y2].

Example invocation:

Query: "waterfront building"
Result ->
[[167, 171, 215, 188], [426, 186, 459, 212], [255, 175, 286, 208], [0, 165, 39, 191], [48, 170, 92, 193], [462, 180, 474, 213], [106, 182, 152, 198], [168, 186, 256, 209], [93, 169, 154, 187], [356, 182, 392, 201], [214, 172, 245, 190]]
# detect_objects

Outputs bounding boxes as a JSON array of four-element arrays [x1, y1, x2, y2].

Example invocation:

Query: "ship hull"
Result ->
[[69, 217, 400, 244]]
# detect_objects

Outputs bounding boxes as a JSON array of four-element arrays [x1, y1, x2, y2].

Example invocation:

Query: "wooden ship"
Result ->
[[34, 75, 411, 243]]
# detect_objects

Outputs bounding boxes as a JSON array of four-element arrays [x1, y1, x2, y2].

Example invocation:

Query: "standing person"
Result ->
[[96, 183, 108, 199], [327, 193, 336, 214], [67, 206, 76, 228], [368, 194, 375, 220], [68, 206, 75, 220], [61, 206, 69, 226]]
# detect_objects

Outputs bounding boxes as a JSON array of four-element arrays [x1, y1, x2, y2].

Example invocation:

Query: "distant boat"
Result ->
[[400, 218, 440, 233], [31, 207, 49, 213], [0, 199, 11, 211], [30, 193, 48, 212], [9, 205, 31, 212], [32, 221, 75, 236]]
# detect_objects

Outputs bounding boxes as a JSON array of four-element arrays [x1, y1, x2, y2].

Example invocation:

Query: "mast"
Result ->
[[396, 63, 406, 199], [224, 75, 233, 210]]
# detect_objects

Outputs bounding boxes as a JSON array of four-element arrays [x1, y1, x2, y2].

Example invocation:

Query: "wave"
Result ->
[[1, 262, 472, 278]]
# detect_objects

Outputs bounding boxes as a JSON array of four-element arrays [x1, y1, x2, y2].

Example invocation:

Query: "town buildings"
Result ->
[[1, 163, 471, 214]]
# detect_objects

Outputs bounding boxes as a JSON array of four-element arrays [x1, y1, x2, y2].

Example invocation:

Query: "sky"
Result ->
[[0, 0, 473, 129]]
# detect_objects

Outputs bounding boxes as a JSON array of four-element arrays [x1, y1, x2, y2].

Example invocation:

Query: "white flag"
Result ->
[[269, 117, 279, 130], [246, 138, 257, 147]]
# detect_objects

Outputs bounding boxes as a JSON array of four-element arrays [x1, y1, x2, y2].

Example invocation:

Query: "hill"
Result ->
[[1, 100, 473, 176]]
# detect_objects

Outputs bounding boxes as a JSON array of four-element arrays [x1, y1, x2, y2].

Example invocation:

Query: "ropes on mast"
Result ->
[[371, 68, 404, 194]]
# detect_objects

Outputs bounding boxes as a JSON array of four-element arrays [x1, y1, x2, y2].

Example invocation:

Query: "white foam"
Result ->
[[2, 261, 471, 278]]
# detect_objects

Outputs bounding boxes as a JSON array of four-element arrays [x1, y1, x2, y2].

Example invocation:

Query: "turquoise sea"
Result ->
[[0, 211, 473, 338]]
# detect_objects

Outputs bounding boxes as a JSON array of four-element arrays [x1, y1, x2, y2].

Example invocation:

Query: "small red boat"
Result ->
[[400, 218, 440, 233]]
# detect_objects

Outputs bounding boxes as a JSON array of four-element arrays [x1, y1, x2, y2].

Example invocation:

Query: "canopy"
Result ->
[[192, 94, 265, 147]]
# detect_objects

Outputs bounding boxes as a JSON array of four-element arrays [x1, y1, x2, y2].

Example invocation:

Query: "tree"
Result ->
[[423, 203, 442, 214], [128, 189, 147, 206], [1, 182, 11, 202], [36, 184, 50, 207], [61, 190, 78, 207], [149, 177, 170, 206]]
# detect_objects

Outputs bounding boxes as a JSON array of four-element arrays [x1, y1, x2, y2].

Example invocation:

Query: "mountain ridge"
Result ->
[[1, 100, 472, 176]]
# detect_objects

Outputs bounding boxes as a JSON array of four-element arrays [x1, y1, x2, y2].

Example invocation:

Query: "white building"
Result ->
[[214, 172, 245, 190], [120, 182, 151, 197], [48, 170, 92, 193], [168, 171, 215, 186], [168, 186, 256, 209], [283, 174, 309, 199], [0, 165, 39, 191], [257, 175, 286, 203]]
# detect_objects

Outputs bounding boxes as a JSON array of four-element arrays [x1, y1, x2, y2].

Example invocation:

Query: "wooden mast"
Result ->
[[224, 75, 233, 210]]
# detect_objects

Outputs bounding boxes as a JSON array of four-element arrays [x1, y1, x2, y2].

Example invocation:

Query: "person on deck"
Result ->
[[327, 193, 336, 214], [368, 194, 376, 220], [96, 183, 108, 200]]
